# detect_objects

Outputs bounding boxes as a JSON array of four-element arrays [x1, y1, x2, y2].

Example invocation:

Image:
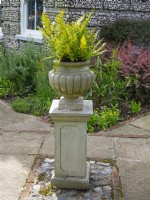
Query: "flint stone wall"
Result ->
[[1, 0, 150, 49]]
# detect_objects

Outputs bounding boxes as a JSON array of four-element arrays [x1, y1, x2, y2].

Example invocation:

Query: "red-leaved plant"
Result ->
[[116, 40, 150, 90]]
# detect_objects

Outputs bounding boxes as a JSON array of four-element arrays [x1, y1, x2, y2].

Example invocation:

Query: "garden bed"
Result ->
[[0, 39, 149, 133]]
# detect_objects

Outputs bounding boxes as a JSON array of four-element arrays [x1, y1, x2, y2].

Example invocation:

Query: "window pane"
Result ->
[[28, 0, 35, 30], [27, 0, 43, 30], [36, 0, 43, 29]]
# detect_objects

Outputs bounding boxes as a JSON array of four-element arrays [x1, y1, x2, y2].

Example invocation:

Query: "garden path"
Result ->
[[0, 100, 150, 200]]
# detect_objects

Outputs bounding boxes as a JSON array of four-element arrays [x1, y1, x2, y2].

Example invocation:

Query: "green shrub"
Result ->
[[29, 61, 57, 115], [30, 96, 52, 116], [1, 42, 57, 116], [0, 42, 47, 95], [0, 78, 15, 97], [130, 100, 141, 114], [35, 61, 57, 101], [88, 105, 120, 132], [100, 19, 150, 46], [86, 50, 132, 107], [10, 61, 57, 116], [11, 98, 30, 113]]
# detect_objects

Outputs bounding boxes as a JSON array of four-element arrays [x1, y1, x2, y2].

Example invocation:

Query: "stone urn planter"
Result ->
[[49, 60, 96, 110]]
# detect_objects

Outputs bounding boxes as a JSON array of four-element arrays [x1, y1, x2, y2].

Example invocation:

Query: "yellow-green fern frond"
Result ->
[[41, 12, 51, 36], [76, 14, 85, 26], [80, 35, 87, 50], [55, 10, 65, 24], [38, 9, 106, 72], [80, 11, 94, 32]]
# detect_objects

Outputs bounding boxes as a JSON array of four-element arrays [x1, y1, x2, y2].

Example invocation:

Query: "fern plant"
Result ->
[[39, 10, 105, 71]]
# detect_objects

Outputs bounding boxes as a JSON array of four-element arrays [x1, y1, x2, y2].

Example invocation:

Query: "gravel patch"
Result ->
[[26, 158, 116, 200]]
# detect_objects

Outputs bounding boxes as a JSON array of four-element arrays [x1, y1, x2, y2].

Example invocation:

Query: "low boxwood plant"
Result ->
[[11, 97, 30, 113]]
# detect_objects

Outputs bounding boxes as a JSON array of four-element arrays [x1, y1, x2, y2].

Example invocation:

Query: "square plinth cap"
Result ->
[[49, 100, 93, 120]]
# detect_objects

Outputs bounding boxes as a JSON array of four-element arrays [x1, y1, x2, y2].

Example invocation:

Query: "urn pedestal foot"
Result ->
[[59, 96, 83, 111]]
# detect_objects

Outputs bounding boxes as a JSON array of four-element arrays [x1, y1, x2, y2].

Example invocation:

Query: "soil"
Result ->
[[119, 101, 150, 121]]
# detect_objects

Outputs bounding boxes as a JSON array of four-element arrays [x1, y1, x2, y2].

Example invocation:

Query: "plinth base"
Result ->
[[51, 162, 90, 190]]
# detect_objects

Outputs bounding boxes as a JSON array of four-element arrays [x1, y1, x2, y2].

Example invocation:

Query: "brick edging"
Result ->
[[112, 166, 123, 200], [19, 155, 43, 200]]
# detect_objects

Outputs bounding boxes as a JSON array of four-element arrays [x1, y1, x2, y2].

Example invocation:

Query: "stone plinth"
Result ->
[[49, 100, 93, 190]]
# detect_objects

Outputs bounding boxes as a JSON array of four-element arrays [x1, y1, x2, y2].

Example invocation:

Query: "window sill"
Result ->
[[0, 28, 3, 40], [0, 34, 3, 41], [15, 33, 43, 43]]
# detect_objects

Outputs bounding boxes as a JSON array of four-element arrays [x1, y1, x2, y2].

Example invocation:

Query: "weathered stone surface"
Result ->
[[1, 1, 10, 7], [131, 0, 150, 11], [51, 162, 90, 190], [56, 0, 103, 9], [129, 114, 150, 132], [116, 12, 143, 20], [103, 0, 130, 10], [41, 135, 114, 169], [49, 62, 95, 111], [115, 138, 150, 161], [10, 22, 20, 35], [1, 8, 10, 21], [39, 133, 54, 156], [87, 136, 114, 159], [10, 0, 20, 7], [118, 160, 150, 200], [2, 22, 10, 34], [0, 154, 35, 200], [0, 100, 51, 132], [101, 124, 150, 137], [50, 100, 92, 188], [0, 132, 46, 154]]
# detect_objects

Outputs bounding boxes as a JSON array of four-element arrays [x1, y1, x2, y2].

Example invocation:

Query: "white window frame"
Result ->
[[16, 0, 44, 43]]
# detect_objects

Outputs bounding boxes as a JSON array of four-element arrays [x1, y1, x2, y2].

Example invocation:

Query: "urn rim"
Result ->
[[57, 60, 91, 68]]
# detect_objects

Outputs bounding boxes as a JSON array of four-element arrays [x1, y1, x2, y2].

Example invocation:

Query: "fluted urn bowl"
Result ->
[[49, 60, 95, 110]]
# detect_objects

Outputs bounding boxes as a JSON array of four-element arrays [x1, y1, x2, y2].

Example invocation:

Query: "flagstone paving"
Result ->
[[0, 100, 150, 200]]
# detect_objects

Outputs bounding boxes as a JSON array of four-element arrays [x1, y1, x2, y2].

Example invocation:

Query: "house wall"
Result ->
[[0, 2, 3, 41], [1, 0, 20, 48], [0, 4, 1, 27], [1, 0, 150, 49]]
